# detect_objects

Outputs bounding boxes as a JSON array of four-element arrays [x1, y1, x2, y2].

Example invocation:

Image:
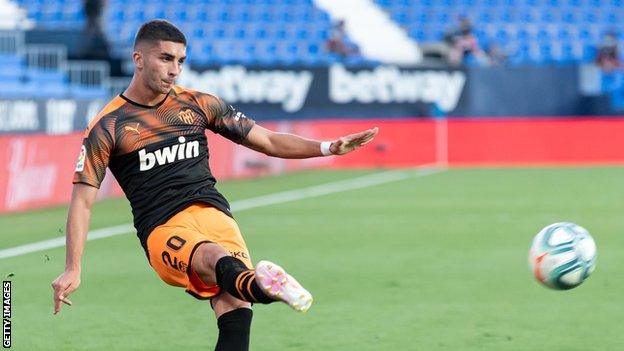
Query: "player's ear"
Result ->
[[133, 50, 143, 69]]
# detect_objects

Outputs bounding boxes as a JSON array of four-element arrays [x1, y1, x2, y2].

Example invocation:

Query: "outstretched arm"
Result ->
[[242, 124, 379, 159], [51, 183, 99, 314]]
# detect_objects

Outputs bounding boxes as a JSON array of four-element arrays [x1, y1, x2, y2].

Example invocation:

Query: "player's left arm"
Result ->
[[242, 124, 379, 159]]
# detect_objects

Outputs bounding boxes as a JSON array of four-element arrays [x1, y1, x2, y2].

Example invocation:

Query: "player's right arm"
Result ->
[[195, 92, 377, 158], [52, 113, 115, 315], [51, 183, 99, 314]]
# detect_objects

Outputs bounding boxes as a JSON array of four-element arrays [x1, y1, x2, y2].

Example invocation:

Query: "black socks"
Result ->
[[215, 256, 274, 304], [215, 308, 252, 351]]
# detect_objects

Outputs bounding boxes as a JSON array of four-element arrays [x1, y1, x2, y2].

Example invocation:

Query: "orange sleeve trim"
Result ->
[[83, 96, 126, 137]]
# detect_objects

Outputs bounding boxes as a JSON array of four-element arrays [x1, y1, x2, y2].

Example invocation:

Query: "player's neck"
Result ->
[[123, 78, 169, 107]]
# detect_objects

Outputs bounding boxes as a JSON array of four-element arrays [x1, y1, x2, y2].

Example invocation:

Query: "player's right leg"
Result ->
[[146, 203, 312, 311], [191, 243, 313, 312]]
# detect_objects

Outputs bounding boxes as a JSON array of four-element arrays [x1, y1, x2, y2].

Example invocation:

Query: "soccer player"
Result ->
[[51, 19, 378, 350]]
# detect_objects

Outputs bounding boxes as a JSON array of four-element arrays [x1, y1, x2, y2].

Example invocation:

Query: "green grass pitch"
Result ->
[[2, 167, 623, 350]]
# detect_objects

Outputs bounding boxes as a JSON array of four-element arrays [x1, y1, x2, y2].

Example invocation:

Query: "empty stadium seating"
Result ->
[[374, 0, 623, 65], [12, 0, 622, 66], [14, 0, 348, 66], [0, 40, 108, 99]]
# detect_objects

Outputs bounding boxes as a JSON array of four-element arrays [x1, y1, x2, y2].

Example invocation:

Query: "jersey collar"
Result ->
[[119, 90, 171, 109]]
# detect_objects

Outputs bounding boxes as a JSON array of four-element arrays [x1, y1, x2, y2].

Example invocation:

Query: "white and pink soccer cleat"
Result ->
[[255, 260, 313, 313]]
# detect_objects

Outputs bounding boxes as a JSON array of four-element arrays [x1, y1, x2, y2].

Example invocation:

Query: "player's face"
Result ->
[[139, 41, 186, 95]]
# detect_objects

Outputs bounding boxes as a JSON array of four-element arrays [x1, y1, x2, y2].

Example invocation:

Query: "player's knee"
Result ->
[[191, 242, 229, 285]]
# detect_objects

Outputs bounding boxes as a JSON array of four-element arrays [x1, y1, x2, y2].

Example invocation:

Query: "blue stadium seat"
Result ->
[[409, 28, 427, 42], [495, 29, 510, 42], [582, 45, 597, 61], [584, 11, 599, 23], [605, 13, 619, 24], [561, 10, 580, 23], [561, 43, 582, 62], [255, 41, 278, 65]]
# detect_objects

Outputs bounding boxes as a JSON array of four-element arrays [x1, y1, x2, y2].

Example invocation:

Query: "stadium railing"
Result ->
[[67, 60, 111, 98], [0, 30, 24, 54], [24, 44, 66, 72]]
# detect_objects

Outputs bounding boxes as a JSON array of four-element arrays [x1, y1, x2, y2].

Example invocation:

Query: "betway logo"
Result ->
[[177, 65, 313, 113], [329, 64, 466, 112], [139, 136, 199, 171]]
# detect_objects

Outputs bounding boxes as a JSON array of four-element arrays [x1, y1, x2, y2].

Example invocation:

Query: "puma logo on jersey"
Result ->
[[178, 108, 197, 124], [124, 122, 141, 136], [138, 136, 199, 171]]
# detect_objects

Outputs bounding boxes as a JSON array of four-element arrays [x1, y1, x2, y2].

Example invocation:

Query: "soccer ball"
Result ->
[[528, 222, 597, 290]]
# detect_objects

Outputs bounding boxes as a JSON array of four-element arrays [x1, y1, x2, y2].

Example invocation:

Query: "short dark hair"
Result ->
[[134, 20, 187, 48]]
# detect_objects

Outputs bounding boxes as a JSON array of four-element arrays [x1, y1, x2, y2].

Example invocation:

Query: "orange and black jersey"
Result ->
[[73, 86, 255, 250]]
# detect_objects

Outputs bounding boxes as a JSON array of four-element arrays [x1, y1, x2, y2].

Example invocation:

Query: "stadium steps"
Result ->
[[314, 0, 422, 65], [0, 0, 34, 29]]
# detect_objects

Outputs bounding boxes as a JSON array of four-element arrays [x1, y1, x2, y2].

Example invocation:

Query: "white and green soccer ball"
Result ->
[[529, 222, 597, 290]]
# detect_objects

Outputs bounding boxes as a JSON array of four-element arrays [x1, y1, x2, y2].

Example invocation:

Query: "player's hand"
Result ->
[[51, 269, 81, 315], [329, 127, 379, 155]]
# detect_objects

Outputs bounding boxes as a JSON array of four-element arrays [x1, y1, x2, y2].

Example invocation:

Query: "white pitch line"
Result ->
[[0, 166, 444, 260], [0, 224, 136, 261]]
